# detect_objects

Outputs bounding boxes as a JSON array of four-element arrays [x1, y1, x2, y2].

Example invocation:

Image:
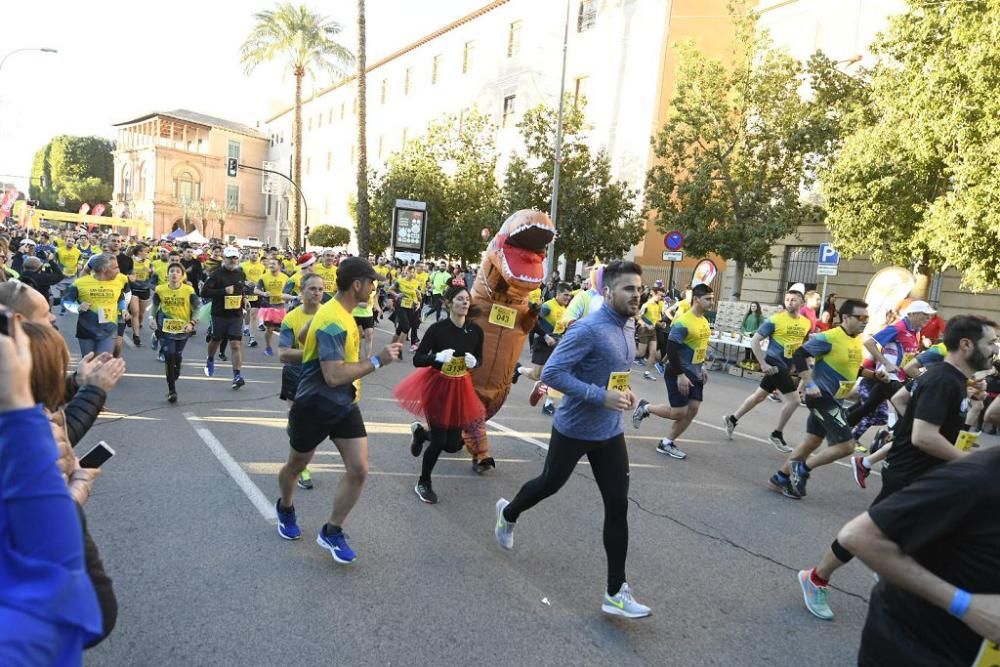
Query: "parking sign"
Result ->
[[817, 243, 840, 276]]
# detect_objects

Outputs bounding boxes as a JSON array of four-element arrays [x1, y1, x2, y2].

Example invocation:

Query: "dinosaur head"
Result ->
[[483, 209, 555, 293]]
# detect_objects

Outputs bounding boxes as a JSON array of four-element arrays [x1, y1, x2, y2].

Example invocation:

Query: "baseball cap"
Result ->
[[223, 247, 240, 258], [336, 257, 379, 285], [296, 252, 317, 269], [903, 300, 936, 316], [20, 238, 36, 247]]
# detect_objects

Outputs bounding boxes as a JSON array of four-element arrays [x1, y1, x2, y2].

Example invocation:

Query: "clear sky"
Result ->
[[0, 0, 485, 193]]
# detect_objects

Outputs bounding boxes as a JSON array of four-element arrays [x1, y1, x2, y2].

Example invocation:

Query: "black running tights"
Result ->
[[504, 428, 630, 596], [421, 426, 464, 482]]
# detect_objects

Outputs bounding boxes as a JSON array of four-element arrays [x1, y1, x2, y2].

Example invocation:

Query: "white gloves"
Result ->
[[435, 349, 455, 364], [464, 352, 477, 369]]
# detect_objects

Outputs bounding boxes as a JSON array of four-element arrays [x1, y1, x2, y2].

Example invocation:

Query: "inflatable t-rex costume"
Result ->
[[463, 209, 555, 471]]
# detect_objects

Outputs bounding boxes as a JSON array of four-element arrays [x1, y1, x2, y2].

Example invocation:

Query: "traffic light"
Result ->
[[227, 158, 238, 177]]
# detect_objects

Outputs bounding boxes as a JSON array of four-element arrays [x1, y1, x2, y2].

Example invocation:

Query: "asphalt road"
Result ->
[[68, 310, 993, 666]]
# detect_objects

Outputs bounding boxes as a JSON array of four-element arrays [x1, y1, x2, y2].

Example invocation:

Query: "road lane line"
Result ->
[[183, 412, 277, 524], [486, 419, 549, 451]]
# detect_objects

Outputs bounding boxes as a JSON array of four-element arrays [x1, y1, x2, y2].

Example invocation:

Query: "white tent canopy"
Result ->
[[177, 230, 208, 245]]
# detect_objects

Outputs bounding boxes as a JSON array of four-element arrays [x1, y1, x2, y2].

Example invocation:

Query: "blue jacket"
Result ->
[[541, 302, 636, 440]]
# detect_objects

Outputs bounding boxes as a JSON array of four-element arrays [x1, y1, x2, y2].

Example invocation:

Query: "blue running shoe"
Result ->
[[767, 472, 801, 500], [654, 361, 665, 375], [790, 460, 810, 497], [204, 357, 215, 377], [232, 374, 246, 390], [264, 346, 274, 357], [317, 526, 356, 564], [275, 499, 301, 540]]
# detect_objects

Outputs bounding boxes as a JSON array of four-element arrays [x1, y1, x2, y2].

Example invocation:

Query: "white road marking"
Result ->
[[183, 412, 277, 524], [487, 419, 549, 451]]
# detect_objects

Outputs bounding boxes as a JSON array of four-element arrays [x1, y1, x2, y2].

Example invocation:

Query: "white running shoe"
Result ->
[[494, 498, 514, 551], [602, 583, 651, 619]]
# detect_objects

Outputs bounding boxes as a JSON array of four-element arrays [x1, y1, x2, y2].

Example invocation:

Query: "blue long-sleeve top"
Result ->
[[0, 405, 102, 665], [541, 302, 636, 440]]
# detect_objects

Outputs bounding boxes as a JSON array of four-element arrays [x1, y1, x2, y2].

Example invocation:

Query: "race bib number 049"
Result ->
[[489, 304, 517, 329]]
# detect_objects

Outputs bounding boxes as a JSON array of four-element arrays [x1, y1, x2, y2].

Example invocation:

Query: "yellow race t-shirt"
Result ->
[[56, 246, 81, 276], [296, 298, 361, 407]]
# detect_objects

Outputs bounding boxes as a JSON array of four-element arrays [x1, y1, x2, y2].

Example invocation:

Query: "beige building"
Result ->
[[112, 109, 270, 241]]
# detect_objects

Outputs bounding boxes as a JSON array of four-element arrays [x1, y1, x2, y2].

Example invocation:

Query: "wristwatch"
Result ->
[[370, 355, 382, 370]]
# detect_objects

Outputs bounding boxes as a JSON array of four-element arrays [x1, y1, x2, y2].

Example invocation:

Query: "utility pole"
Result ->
[[545, 0, 571, 279]]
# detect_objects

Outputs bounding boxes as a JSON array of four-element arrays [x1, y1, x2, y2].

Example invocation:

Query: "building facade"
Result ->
[[112, 109, 270, 241]]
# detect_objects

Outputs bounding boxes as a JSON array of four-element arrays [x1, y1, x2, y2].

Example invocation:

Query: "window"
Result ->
[[577, 0, 596, 32], [573, 75, 589, 108], [266, 193, 272, 216], [401, 129, 408, 148], [226, 184, 239, 212], [507, 20, 522, 58], [404, 67, 413, 95], [306, 157, 311, 175], [350, 144, 356, 165], [227, 140, 241, 162], [340, 102, 346, 119], [462, 41, 475, 74], [174, 171, 199, 202], [326, 151, 332, 170], [431, 54, 442, 84], [317, 113, 323, 128], [324, 197, 330, 215], [778, 246, 820, 298], [307, 117, 313, 131], [328, 109, 334, 124], [378, 135, 384, 160], [502, 95, 516, 128]]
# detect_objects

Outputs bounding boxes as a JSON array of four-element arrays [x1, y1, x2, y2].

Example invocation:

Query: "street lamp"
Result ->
[[0, 48, 58, 72]]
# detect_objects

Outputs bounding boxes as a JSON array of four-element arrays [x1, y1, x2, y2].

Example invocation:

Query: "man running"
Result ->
[[255, 258, 290, 356], [313, 249, 339, 298], [62, 254, 127, 356], [241, 248, 267, 348], [202, 247, 248, 389], [724, 289, 811, 452], [494, 260, 651, 619], [515, 282, 573, 415], [151, 262, 199, 403], [796, 315, 998, 621], [275, 258, 402, 564], [631, 283, 715, 459], [429, 261, 450, 321]]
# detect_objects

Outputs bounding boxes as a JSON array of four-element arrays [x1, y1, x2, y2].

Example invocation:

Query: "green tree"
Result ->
[[645, 20, 815, 295], [241, 3, 354, 250], [503, 102, 645, 268], [821, 0, 1000, 293], [29, 136, 114, 211], [310, 223, 351, 247]]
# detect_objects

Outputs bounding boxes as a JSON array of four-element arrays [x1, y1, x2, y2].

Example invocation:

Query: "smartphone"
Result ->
[[79, 441, 115, 469]]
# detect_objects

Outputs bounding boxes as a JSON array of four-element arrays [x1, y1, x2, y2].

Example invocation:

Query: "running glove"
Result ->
[[435, 349, 455, 363], [464, 352, 477, 369]]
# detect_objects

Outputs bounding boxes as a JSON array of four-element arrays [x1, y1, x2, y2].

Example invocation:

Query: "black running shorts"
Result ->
[[759, 364, 797, 394], [804, 395, 854, 445], [288, 398, 367, 452], [210, 315, 243, 342]]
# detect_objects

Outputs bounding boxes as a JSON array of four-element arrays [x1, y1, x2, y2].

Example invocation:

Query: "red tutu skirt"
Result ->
[[393, 366, 485, 429], [260, 307, 286, 325]]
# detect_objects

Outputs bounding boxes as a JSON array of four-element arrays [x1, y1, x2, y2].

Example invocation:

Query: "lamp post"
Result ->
[[545, 0, 571, 279], [0, 47, 57, 72]]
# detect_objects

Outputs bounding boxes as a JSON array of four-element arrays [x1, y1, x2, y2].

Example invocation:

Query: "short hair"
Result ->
[[90, 253, 114, 273], [301, 273, 325, 289], [603, 260, 642, 289], [0, 280, 35, 316], [23, 256, 43, 272], [804, 290, 820, 300], [692, 284, 713, 299], [167, 262, 185, 274], [22, 321, 69, 411], [838, 298, 867, 319], [556, 282, 572, 293], [943, 315, 998, 352]]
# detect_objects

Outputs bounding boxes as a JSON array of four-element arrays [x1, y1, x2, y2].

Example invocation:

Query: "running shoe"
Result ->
[[723, 414, 737, 439], [132, 334, 141, 347], [275, 499, 301, 540], [258, 323, 265, 332], [529, 381, 547, 407], [511, 362, 522, 385], [151, 334, 159, 351], [243, 325, 250, 336], [798, 569, 834, 620], [632, 399, 650, 429], [851, 456, 869, 489], [542, 402, 555, 416], [654, 361, 665, 375], [656, 440, 687, 460], [854, 444, 868, 454], [790, 460, 810, 497], [248, 337, 259, 348], [232, 374, 246, 390], [410, 344, 418, 352], [472, 456, 496, 475], [316, 526, 356, 564], [869, 429, 890, 455], [410, 422, 428, 457], [264, 346, 274, 357], [218, 350, 228, 362], [494, 498, 514, 550], [204, 357, 215, 377], [769, 431, 793, 453], [643, 371, 656, 381], [767, 472, 800, 500], [602, 583, 651, 619], [414, 480, 438, 504], [158, 350, 166, 364], [633, 358, 645, 367], [768, 393, 782, 403], [167, 390, 177, 404], [297, 468, 314, 490]]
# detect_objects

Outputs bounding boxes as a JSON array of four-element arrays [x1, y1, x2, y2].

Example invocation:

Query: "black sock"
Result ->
[[233, 369, 241, 377], [771, 430, 781, 437], [730, 415, 738, 424], [323, 523, 341, 536]]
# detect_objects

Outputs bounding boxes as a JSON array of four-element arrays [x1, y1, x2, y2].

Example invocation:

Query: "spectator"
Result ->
[[801, 291, 821, 333], [741, 302, 763, 365], [19, 256, 65, 307], [0, 280, 56, 325], [921, 312, 946, 348]]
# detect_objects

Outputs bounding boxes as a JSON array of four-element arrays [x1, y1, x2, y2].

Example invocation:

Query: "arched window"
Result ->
[[172, 165, 201, 203], [121, 163, 132, 195]]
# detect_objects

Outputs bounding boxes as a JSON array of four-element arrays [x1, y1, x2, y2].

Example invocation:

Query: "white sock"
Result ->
[[544, 398, 554, 408], [862, 456, 872, 469]]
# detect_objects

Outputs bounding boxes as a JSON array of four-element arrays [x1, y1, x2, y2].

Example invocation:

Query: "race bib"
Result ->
[[955, 430, 979, 452], [246, 295, 259, 303], [553, 321, 566, 335], [972, 639, 1000, 667], [440, 357, 467, 377], [784, 342, 801, 359], [902, 352, 916, 367], [548, 388, 564, 400], [489, 304, 517, 329], [353, 379, 361, 404], [97, 307, 110, 324], [401, 297, 414, 309], [835, 381, 855, 400], [607, 371, 631, 393], [693, 348, 706, 365], [224, 295, 243, 310], [162, 319, 187, 335]]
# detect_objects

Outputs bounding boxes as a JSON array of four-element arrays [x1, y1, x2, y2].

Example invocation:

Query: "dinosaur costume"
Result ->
[[462, 210, 555, 470]]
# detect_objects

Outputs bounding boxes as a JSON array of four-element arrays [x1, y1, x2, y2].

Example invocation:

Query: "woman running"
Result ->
[[151, 262, 199, 403], [255, 258, 289, 357], [129, 244, 153, 347], [394, 284, 484, 504], [391, 264, 422, 355]]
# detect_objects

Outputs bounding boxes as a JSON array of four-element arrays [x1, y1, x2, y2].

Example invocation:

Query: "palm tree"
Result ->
[[355, 0, 371, 256], [241, 4, 354, 249]]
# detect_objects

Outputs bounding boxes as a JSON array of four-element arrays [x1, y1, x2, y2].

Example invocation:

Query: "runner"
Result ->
[[240, 248, 267, 348], [390, 264, 422, 355], [513, 282, 572, 414], [636, 289, 665, 381], [723, 289, 811, 452], [202, 247, 248, 389], [275, 258, 402, 565], [765, 299, 869, 499], [282, 252, 317, 306], [313, 249, 340, 297], [277, 272, 326, 490], [631, 283, 716, 460], [255, 258, 289, 356], [795, 315, 998, 622], [493, 260, 649, 618], [351, 277, 379, 358], [62, 254, 124, 356], [54, 235, 82, 314], [429, 261, 449, 321], [151, 262, 199, 403], [128, 243, 153, 347], [395, 284, 485, 504]]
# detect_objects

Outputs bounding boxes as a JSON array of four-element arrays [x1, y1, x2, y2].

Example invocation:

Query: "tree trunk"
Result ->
[[355, 0, 371, 257], [291, 69, 304, 251], [911, 251, 933, 300], [730, 259, 745, 298]]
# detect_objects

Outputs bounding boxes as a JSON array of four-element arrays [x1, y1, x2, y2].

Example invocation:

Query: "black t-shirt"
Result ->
[[884, 361, 967, 484], [413, 318, 484, 370], [859, 448, 1000, 666]]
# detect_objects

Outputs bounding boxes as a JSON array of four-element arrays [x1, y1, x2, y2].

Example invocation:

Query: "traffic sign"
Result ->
[[817, 242, 840, 276], [662, 250, 683, 262], [664, 230, 685, 251]]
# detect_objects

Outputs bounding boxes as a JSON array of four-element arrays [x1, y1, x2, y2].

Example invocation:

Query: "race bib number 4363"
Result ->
[[162, 319, 187, 334], [489, 304, 517, 329]]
